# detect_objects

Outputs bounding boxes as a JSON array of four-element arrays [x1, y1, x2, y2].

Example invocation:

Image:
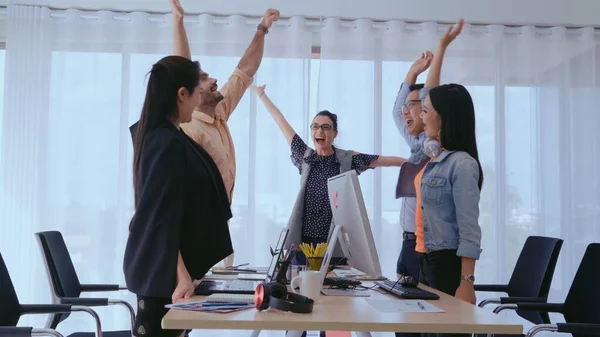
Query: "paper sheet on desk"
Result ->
[[396, 158, 429, 199], [333, 268, 366, 278], [366, 299, 444, 313]]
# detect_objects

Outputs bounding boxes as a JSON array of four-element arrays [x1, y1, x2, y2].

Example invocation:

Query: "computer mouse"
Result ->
[[400, 275, 418, 287]]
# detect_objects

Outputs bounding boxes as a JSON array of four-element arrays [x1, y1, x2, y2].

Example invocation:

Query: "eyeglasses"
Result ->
[[402, 100, 421, 111], [310, 123, 334, 131]]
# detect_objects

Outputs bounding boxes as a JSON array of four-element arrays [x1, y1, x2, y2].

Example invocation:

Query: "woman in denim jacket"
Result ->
[[416, 19, 483, 309]]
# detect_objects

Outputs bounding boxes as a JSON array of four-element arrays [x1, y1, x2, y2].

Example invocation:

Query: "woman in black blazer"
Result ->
[[124, 55, 233, 337]]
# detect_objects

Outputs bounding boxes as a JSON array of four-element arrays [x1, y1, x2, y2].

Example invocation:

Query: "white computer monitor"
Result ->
[[324, 170, 383, 278]]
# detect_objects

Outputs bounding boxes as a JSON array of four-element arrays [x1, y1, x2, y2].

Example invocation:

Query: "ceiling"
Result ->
[[1, 0, 599, 27]]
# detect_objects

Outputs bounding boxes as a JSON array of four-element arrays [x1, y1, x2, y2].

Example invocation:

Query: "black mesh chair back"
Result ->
[[562, 243, 600, 334], [35, 231, 81, 328], [0, 253, 21, 326], [508, 236, 563, 323]]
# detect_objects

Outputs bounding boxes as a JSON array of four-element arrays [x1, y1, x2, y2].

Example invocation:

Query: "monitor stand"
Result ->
[[319, 224, 370, 297]]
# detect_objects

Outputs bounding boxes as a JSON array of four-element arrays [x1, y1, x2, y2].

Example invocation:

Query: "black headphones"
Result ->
[[254, 281, 314, 314]]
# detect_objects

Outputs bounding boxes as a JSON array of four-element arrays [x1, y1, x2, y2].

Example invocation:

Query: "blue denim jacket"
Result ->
[[420, 149, 483, 260], [392, 83, 427, 233]]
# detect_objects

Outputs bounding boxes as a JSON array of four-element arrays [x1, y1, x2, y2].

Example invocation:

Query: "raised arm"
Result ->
[[392, 51, 433, 144], [252, 85, 296, 145], [369, 156, 406, 168], [171, 0, 191, 60], [424, 19, 464, 89], [350, 152, 406, 170], [237, 9, 280, 78]]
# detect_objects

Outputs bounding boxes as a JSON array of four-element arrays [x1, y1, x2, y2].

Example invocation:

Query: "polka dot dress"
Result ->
[[290, 134, 379, 242]]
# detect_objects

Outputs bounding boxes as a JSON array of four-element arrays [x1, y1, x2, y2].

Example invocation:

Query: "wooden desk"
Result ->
[[162, 282, 525, 335]]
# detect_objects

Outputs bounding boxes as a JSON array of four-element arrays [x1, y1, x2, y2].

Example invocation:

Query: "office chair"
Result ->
[[0, 252, 103, 337], [34, 231, 134, 335], [0, 327, 64, 337], [494, 243, 600, 337], [476, 236, 563, 324]]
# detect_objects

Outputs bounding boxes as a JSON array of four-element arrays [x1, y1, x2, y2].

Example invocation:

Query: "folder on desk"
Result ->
[[395, 158, 429, 199]]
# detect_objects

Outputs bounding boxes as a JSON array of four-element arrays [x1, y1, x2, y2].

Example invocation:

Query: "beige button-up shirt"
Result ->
[[180, 68, 253, 203]]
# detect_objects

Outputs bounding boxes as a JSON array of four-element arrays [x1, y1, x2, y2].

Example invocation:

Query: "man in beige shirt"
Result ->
[[171, 0, 280, 265]]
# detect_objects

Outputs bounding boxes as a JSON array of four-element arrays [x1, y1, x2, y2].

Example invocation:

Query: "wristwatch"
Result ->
[[257, 23, 269, 34], [461, 274, 475, 283]]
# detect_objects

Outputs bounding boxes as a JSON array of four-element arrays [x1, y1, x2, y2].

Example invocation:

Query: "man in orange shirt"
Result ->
[[171, 0, 280, 265]]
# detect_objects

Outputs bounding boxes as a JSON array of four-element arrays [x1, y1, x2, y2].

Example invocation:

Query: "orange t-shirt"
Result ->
[[414, 165, 427, 253]]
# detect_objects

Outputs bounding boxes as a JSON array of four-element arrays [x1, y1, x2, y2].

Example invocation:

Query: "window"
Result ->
[[45, 51, 123, 282], [0, 48, 6, 218]]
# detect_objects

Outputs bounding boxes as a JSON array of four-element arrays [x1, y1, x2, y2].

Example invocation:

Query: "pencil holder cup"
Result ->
[[306, 257, 323, 271]]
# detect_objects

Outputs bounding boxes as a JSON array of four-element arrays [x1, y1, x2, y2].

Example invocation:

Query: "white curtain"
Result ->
[[318, 19, 600, 313], [2, 4, 600, 336], [0, 5, 312, 336]]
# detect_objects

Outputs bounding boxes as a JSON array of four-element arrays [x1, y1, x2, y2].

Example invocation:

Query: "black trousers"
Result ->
[[133, 295, 184, 337], [396, 236, 420, 278], [418, 249, 468, 337]]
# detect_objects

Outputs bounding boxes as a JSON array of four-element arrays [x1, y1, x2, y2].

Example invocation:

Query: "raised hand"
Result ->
[[409, 50, 434, 75], [171, 0, 184, 20], [440, 19, 464, 48], [260, 9, 280, 29], [251, 84, 266, 96]]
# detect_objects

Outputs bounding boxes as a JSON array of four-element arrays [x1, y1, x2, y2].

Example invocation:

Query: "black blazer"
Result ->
[[124, 120, 233, 298]]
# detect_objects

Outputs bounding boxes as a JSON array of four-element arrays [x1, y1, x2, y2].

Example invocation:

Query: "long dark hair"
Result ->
[[429, 83, 484, 190], [133, 55, 201, 206]]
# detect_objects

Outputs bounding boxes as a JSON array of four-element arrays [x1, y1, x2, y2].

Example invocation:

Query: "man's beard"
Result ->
[[203, 91, 224, 105]]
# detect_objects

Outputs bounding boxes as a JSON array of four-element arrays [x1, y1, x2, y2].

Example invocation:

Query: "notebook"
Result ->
[[206, 293, 255, 304]]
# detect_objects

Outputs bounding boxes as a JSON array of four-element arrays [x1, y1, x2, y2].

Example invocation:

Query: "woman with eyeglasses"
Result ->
[[251, 85, 406, 266]]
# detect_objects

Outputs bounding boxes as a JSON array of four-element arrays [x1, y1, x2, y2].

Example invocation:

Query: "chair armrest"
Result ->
[[493, 302, 565, 314], [80, 284, 126, 292], [478, 297, 501, 308], [526, 324, 558, 337], [500, 297, 547, 304], [474, 284, 509, 293], [19, 304, 103, 337], [19, 304, 74, 315], [557, 323, 600, 335], [59, 297, 134, 332], [108, 299, 136, 332], [517, 302, 565, 313], [31, 329, 64, 337], [59, 297, 109, 306], [0, 327, 64, 337]]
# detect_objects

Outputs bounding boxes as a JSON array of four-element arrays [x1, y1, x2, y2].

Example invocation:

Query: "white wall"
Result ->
[[1, 0, 600, 27]]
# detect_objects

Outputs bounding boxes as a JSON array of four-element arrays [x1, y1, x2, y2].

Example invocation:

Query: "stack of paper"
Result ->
[[166, 301, 254, 313]]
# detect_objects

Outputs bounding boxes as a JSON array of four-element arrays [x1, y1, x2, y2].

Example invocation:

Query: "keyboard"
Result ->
[[225, 280, 256, 291], [375, 279, 440, 300], [195, 279, 258, 295]]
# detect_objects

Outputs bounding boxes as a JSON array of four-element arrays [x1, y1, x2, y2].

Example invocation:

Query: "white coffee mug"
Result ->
[[290, 270, 321, 303]]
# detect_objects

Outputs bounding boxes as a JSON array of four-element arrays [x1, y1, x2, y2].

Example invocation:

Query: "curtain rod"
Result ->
[[0, 5, 599, 31]]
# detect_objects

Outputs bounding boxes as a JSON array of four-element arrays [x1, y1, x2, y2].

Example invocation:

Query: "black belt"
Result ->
[[403, 231, 416, 241]]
